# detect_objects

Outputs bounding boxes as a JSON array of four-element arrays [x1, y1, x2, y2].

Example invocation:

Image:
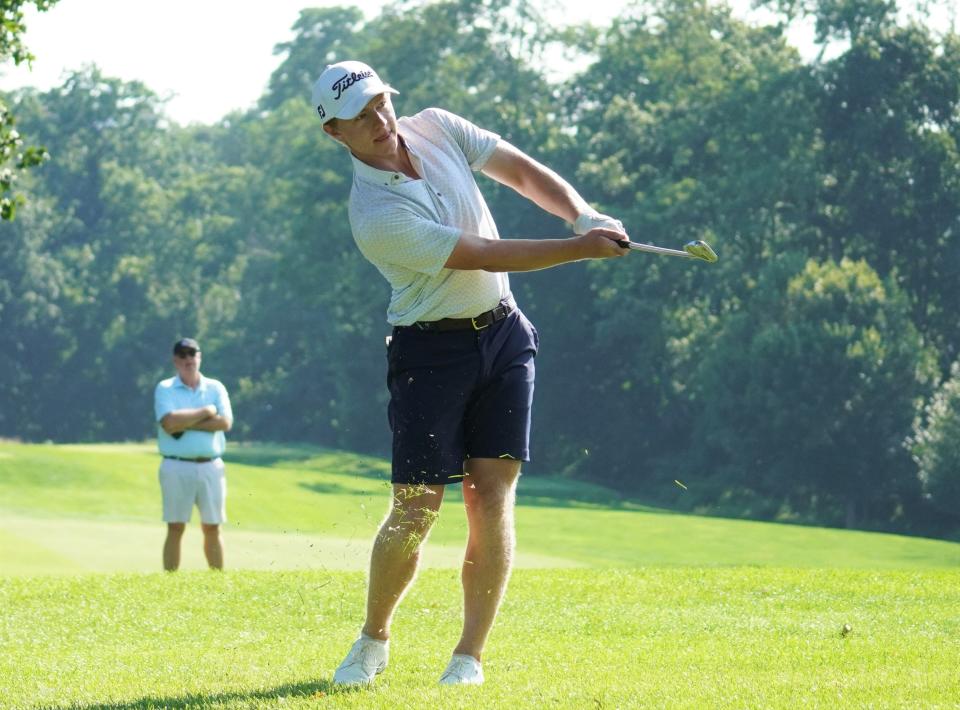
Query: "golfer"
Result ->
[[314, 60, 628, 686], [154, 338, 233, 571]]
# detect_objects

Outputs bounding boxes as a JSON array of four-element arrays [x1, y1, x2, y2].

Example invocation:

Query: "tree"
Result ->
[[813, 21, 960, 367], [759, 0, 898, 43], [757, 1, 960, 369], [690, 256, 938, 529], [532, 0, 821, 485], [260, 6, 367, 112], [0, 193, 74, 437], [0, 0, 58, 218], [3, 69, 253, 440], [911, 361, 960, 519]]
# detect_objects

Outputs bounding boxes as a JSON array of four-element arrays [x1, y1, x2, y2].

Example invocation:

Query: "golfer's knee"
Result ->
[[201, 523, 220, 537], [390, 506, 438, 537], [473, 479, 517, 513], [377, 503, 436, 548], [166, 523, 186, 537]]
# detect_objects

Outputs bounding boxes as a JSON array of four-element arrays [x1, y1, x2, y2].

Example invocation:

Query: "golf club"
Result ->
[[615, 238, 719, 262]]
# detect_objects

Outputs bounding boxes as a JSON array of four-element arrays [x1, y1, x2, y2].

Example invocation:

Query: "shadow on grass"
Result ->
[[225, 442, 325, 468], [39, 678, 361, 710], [338, 461, 391, 481], [298, 479, 390, 497], [227, 443, 390, 481], [515, 477, 671, 513], [228, 441, 666, 513]]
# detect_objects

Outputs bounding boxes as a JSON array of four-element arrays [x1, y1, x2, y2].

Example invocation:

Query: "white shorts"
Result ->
[[158, 457, 227, 524]]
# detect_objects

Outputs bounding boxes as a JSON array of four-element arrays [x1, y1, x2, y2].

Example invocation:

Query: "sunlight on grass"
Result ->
[[2, 442, 960, 707], [2, 441, 959, 576], [1, 568, 958, 708]]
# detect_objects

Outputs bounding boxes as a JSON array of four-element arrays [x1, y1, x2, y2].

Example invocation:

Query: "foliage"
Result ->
[[911, 360, 960, 517], [2, 0, 958, 535], [0, 0, 57, 219], [688, 256, 937, 528], [759, 0, 899, 43], [0, 0, 55, 65], [260, 6, 367, 111], [811, 18, 960, 366]]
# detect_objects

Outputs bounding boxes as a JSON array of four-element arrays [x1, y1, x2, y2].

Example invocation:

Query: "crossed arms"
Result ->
[[161, 405, 233, 435]]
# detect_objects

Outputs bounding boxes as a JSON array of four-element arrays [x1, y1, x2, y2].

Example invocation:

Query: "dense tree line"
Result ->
[[2, 0, 959, 535]]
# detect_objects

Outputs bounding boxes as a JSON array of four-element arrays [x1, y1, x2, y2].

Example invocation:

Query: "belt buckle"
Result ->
[[471, 315, 490, 331]]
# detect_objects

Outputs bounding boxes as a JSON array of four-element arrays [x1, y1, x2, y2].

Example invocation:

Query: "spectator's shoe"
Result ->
[[333, 635, 389, 686], [439, 653, 484, 685]]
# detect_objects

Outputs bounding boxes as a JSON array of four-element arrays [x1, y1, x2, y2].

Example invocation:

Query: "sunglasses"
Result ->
[[175, 349, 199, 358]]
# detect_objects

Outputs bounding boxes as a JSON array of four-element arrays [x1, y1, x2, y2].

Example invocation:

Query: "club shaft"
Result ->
[[620, 240, 695, 258]]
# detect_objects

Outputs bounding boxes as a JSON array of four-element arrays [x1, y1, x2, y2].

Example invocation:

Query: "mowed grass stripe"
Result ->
[[0, 526, 81, 574], [2, 441, 960, 574], [0, 514, 582, 573], [1, 568, 958, 708]]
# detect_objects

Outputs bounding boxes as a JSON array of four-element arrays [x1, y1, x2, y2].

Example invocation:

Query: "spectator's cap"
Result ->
[[312, 60, 398, 125], [172, 338, 200, 355]]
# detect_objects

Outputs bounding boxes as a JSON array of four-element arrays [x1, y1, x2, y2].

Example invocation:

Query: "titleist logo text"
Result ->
[[331, 71, 373, 100]]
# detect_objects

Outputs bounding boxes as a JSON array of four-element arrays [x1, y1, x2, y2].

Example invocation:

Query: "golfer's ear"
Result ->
[[323, 121, 343, 144]]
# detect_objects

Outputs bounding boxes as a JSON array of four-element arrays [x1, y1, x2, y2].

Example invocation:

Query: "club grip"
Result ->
[[616, 239, 631, 249]]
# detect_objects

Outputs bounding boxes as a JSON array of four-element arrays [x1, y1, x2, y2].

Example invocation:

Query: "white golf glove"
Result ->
[[574, 211, 625, 236]]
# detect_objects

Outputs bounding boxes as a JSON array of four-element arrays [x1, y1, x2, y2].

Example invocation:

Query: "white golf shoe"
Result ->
[[439, 653, 484, 685], [332, 635, 389, 686]]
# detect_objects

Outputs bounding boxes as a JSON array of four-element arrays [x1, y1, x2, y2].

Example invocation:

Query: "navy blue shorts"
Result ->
[[386, 306, 539, 486]]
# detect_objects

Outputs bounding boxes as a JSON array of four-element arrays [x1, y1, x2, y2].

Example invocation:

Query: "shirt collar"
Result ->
[[351, 133, 419, 187], [173, 374, 205, 390]]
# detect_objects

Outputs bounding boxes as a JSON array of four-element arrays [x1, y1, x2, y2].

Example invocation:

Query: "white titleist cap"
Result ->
[[311, 60, 398, 125]]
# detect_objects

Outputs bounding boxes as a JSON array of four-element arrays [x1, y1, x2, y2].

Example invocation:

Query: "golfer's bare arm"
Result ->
[[160, 405, 226, 434], [481, 140, 591, 222], [444, 141, 627, 272], [190, 415, 232, 432]]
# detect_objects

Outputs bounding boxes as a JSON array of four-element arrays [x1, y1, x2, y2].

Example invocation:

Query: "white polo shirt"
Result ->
[[348, 108, 512, 325]]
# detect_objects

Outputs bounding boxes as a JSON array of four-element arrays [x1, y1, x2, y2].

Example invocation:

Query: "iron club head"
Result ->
[[683, 240, 718, 262]]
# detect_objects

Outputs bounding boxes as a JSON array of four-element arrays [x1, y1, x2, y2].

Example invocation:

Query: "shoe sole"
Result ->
[[334, 664, 386, 686]]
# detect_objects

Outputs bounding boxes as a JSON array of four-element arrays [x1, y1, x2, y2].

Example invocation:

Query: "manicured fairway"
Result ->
[[2, 442, 960, 708], [2, 568, 959, 708], [2, 442, 959, 574]]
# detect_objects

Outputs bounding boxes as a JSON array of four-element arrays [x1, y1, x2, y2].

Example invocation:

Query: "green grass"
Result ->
[[3, 441, 960, 708], [1, 568, 958, 708], [2, 441, 959, 573]]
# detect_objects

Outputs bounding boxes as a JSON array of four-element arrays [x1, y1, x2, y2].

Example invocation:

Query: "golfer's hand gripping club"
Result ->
[[574, 211, 624, 236]]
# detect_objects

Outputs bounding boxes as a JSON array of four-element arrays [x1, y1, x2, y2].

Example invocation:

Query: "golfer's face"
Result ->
[[332, 93, 398, 156], [173, 349, 201, 378]]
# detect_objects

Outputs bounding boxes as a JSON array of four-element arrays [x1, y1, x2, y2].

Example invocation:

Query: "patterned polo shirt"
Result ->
[[348, 108, 512, 325]]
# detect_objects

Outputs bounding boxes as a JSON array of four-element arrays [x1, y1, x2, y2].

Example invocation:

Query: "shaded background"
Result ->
[[1, 0, 959, 535]]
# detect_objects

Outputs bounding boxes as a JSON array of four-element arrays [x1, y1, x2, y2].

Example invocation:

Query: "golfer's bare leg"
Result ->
[[201, 523, 224, 570], [163, 522, 186, 571], [455, 457, 521, 660], [362, 483, 445, 640]]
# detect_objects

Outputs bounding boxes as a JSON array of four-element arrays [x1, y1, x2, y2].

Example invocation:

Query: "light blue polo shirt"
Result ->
[[154, 375, 232, 458]]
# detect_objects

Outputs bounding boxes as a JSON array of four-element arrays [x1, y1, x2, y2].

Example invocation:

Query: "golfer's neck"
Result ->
[[353, 138, 418, 178], [181, 372, 201, 389]]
